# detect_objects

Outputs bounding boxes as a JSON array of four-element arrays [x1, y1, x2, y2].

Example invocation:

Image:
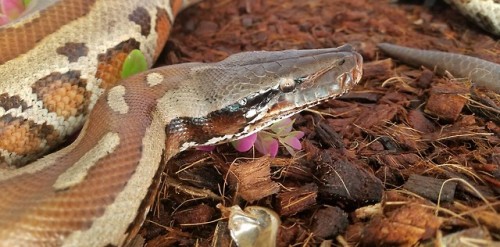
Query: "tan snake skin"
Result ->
[[444, 0, 500, 36], [0, 0, 195, 167], [0, 0, 363, 246]]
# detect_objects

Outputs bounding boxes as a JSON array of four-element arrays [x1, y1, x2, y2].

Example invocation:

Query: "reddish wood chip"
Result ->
[[276, 223, 302, 247], [407, 109, 436, 133], [275, 183, 318, 216], [362, 59, 393, 81], [362, 204, 442, 246], [173, 203, 215, 227], [228, 156, 280, 202], [355, 104, 398, 129], [425, 82, 469, 122]]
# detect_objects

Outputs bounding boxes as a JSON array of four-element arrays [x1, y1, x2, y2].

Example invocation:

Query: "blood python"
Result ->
[[0, 0, 498, 246], [0, 0, 363, 246]]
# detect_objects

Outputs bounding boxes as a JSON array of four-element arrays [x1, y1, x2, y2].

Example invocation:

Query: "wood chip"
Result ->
[[316, 153, 383, 207], [173, 204, 215, 227], [425, 82, 469, 122], [311, 206, 349, 239], [362, 203, 442, 246], [275, 183, 318, 216], [228, 156, 280, 202], [403, 174, 457, 203]]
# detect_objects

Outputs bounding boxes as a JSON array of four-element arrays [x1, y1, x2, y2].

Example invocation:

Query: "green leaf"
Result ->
[[22, 0, 30, 7], [120, 49, 148, 79]]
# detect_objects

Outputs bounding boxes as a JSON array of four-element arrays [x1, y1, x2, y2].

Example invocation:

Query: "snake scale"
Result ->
[[0, 0, 498, 246], [444, 0, 500, 36]]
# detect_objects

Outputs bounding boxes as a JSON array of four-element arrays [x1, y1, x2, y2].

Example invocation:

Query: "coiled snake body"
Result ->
[[0, 0, 363, 246], [444, 0, 500, 36]]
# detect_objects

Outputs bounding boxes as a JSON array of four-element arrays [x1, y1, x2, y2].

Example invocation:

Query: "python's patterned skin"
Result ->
[[378, 43, 500, 93], [0, 0, 363, 246], [444, 0, 500, 36], [0, 0, 200, 167]]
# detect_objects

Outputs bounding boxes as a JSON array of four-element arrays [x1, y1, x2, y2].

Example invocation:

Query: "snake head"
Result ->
[[167, 45, 363, 151], [216, 45, 362, 140]]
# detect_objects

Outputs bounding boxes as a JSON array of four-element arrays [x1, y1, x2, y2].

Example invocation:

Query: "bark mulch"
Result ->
[[139, 0, 500, 246]]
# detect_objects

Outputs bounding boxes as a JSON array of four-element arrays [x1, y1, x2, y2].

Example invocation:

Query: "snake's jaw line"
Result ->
[[155, 46, 364, 151], [196, 45, 363, 142], [239, 48, 363, 137]]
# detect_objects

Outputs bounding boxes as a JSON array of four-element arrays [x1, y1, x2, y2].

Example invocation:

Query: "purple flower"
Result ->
[[0, 0, 26, 25], [231, 133, 257, 152], [254, 133, 279, 157], [196, 118, 304, 157], [232, 118, 304, 157]]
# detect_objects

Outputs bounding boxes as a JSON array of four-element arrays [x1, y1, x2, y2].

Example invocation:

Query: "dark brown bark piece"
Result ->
[[316, 154, 383, 207], [278, 161, 314, 182], [311, 206, 349, 239], [276, 222, 303, 247], [403, 174, 457, 203], [177, 165, 223, 192], [173, 203, 215, 227], [385, 124, 428, 151], [468, 87, 500, 124], [354, 104, 398, 129], [315, 121, 344, 149], [415, 69, 434, 89]]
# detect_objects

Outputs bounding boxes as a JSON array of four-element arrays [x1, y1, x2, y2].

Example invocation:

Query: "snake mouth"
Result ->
[[246, 51, 363, 134], [288, 52, 363, 108]]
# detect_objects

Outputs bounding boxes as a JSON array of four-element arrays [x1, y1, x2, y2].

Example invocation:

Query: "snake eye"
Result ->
[[279, 77, 296, 93]]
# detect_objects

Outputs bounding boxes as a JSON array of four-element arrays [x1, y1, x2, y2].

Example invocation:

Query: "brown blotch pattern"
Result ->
[[206, 112, 247, 137], [153, 8, 171, 61], [0, 114, 59, 165], [167, 112, 247, 146], [56, 42, 89, 63], [32, 71, 90, 119], [95, 39, 141, 89], [0, 93, 28, 111], [128, 7, 151, 37], [0, 0, 97, 65]]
